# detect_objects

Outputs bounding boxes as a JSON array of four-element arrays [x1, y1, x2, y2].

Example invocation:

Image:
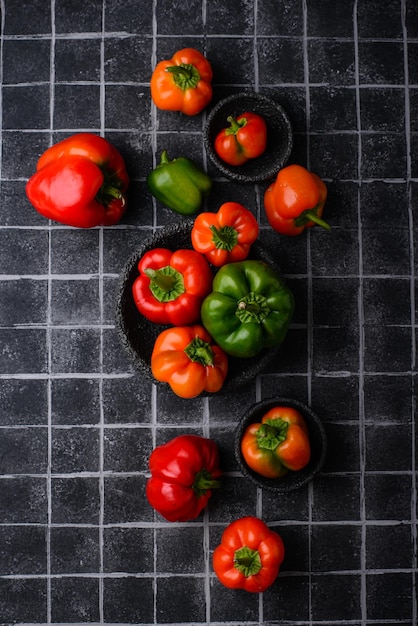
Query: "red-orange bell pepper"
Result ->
[[25, 133, 129, 228], [264, 164, 329, 236], [214, 112, 267, 166], [191, 202, 259, 267], [212, 516, 285, 593], [240, 406, 311, 478], [150, 48, 213, 116], [151, 325, 228, 398], [146, 434, 222, 522], [132, 248, 213, 325]]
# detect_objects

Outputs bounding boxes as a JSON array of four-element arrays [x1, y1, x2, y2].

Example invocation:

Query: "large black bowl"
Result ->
[[204, 92, 293, 183], [115, 221, 290, 396], [235, 397, 327, 491]]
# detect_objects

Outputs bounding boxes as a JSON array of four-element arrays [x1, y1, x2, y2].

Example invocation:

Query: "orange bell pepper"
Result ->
[[264, 164, 329, 236], [191, 201, 259, 267], [240, 405, 311, 478], [150, 48, 213, 116], [151, 325, 228, 399]]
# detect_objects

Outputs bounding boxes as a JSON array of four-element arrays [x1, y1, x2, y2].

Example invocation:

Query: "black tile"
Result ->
[[104, 475, 153, 523], [0, 329, 47, 375], [363, 277, 411, 326], [309, 133, 359, 179], [0, 578, 47, 622], [50, 526, 100, 573], [279, 524, 309, 572], [210, 578, 259, 622], [259, 374, 310, 407], [363, 325, 412, 373], [325, 180, 359, 228], [312, 277, 359, 326], [312, 326, 360, 374], [50, 278, 101, 325], [51, 378, 101, 425], [208, 387, 256, 422], [366, 524, 413, 569], [265, 328, 308, 375], [406, 4, 418, 38], [311, 573, 362, 620], [0, 525, 47, 575], [360, 181, 409, 229], [263, 575, 310, 621], [102, 227, 150, 274], [0, 378, 48, 426], [365, 474, 412, 521], [50, 228, 100, 274], [307, 0, 355, 36], [308, 40, 355, 86], [51, 476, 100, 524], [50, 576, 100, 622], [408, 42, 418, 84], [363, 374, 412, 423], [54, 0, 103, 33], [258, 0, 303, 35], [156, 527, 205, 573], [357, 0, 403, 38], [206, 38, 255, 86], [361, 133, 407, 179], [157, 576, 206, 623], [55, 38, 102, 82], [104, 577, 154, 623], [310, 86, 357, 132], [52, 426, 100, 473], [2, 39, 50, 84], [322, 423, 360, 473], [362, 228, 410, 275], [103, 527, 154, 573], [2, 85, 51, 130], [50, 328, 101, 374], [102, 376, 153, 424], [105, 85, 151, 131], [105, 35, 153, 83], [54, 84, 101, 129], [3, 0, 51, 34], [358, 41, 405, 85], [105, 0, 153, 33], [206, 1, 254, 35], [103, 426, 153, 472], [262, 85, 307, 133], [311, 524, 362, 572], [257, 38, 305, 85], [0, 229, 49, 275], [311, 375, 359, 422], [411, 88, 418, 133], [0, 278, 48, 326], [360, 87, 405, 132], [0, 477, 47, 523], [313, 476, 361, 521], [366, 572, 413, 621], [102, 327, 135, 374], [208, 476, 258, 523], [156, 3, 204, 34], [0, 180, 45, 227], [3, 131, 50, 179], [0, 427, 48, 474], [156, 387, 206, 424], [106, 130, 154, 180]]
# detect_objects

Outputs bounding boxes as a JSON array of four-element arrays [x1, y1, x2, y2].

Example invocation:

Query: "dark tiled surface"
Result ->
[[0, 0, 416, 625]]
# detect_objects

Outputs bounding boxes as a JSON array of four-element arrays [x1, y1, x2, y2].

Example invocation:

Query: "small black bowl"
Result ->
[[204, 92, 293, 183], [115, 221, 291, 396], [235, 397, 327, 492]]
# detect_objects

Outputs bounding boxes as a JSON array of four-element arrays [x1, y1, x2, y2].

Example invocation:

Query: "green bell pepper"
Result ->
[[147, 150, 212, 215], [201, 260, 294, 358]]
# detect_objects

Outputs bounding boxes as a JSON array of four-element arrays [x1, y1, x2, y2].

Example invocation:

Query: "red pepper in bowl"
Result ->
[[214, 112, 267, 166], [25, 133, 129, 228]]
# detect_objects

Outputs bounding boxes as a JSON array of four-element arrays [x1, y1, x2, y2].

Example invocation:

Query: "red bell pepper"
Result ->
[[151, 324, 228, 398], [146, 434, 222, 522], [212, 516, 285, 592], [240, 406, 311, 478], [132, 248, 213, 325], [214, 112, 267, 166], [264, 164, 329, 236], [150, 48, 213, 116], [25, 133, 129, 228], [191, 201, 259, 267]]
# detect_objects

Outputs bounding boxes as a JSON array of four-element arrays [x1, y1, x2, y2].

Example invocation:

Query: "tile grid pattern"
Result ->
[[0, 0, 417, 624]]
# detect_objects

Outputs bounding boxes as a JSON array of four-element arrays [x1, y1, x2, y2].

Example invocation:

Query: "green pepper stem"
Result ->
[[144, 266, 185, 302], [193, 468, 221, 496], [295, 209, 331, 231], [233, 546, 262, 578], [159, 150, 171, 166], [165, 63, 201, 91], [184, 336, 215, 367], [210, 225, 238, 251], [225, 115, 247, 136]]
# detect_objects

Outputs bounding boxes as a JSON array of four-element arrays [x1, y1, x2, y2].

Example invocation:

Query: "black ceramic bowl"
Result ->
[[235, 397, 327, 492], [115, 221, 290, 396], [204, 92, 293, 183]]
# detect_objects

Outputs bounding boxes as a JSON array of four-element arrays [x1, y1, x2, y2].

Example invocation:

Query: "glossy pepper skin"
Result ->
[[147, 151, 212, 215], [264, 164, 329, 236], [212, 516, 285, 593], [151, 324, 228, 399], [191, 202, 259, 267], [132, 248, 213, 325], [241, 406, 311, 479], [146, 434, 222, 522], [150, 47, 213, 116], [201, 260, 294, 358], [25, 133, 129, 228], [214, 112, 267, 166]]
